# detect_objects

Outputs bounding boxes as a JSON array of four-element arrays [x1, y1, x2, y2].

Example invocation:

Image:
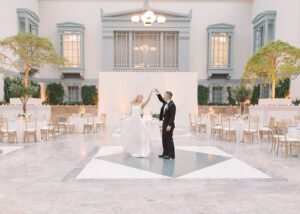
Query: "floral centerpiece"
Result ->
[[18, 112, 32, 120], [78, 106, 87, 117]]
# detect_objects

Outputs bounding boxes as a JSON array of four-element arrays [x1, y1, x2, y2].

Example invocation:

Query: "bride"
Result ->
[[119, 90, 154, 158]]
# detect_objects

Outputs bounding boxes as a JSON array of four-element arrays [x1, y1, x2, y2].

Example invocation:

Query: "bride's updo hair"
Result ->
[[131, 94, 143, 104]]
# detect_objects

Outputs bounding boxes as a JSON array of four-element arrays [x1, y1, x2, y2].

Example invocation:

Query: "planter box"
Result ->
[[258, 98, 292, 106]]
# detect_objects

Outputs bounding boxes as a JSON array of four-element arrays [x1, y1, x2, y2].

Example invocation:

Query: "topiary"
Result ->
[[81, 85, 97, 105], [46, 83, 64, 105], [197, 85, 209, 105]]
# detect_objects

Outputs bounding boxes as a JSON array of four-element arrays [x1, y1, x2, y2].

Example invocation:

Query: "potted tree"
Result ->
[[0, 33, 66, 113], [242, 40, 300, 102], [230, 86, 252, 115]]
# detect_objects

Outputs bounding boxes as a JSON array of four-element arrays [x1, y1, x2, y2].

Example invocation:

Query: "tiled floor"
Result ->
[[0, 127, 300, 214]]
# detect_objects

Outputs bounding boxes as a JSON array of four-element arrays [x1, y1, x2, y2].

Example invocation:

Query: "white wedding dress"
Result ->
[[119, 104, 151, 157]]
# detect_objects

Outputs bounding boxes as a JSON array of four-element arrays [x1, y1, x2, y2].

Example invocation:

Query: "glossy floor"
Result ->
[[0, 127, 300, 214]]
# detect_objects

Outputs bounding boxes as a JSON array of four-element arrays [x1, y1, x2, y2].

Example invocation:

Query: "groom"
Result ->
[[155, 89, 176, 160]]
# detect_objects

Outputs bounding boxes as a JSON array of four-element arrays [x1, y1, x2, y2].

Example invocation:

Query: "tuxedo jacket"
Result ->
[[157, 94, 176, 128]]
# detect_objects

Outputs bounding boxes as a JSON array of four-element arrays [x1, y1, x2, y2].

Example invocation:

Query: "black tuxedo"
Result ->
[[157, 94, 176, 158]]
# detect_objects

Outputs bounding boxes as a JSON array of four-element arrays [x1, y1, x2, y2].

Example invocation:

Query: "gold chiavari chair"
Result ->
[[295, 116, 300, 126], [276, 122, 300, 157], [221, 115, 237, 142], [210, 114, 222, 140], [188, 113, 197, 132], [0, 117, 5, 142], [259, 117, 275, 142], [64, 117, 76, 134], [2, 118, 18, 143], [281, 118, 293, 127], [40, 119, 56, 140], [84, 115, 95, 134], [195, 114, 207, 133], [96, 113, 106, 132], [56, 116, 68, 133], [24, 118, 37, 142], [242, 115, 259, 143]]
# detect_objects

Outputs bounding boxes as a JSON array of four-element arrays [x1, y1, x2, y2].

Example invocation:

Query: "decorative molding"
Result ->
[[252, 10, 277, 26], [16, 8, 40, 35]]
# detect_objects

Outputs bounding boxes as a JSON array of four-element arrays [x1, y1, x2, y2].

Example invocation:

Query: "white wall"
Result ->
[[38, 0, 252, 81]]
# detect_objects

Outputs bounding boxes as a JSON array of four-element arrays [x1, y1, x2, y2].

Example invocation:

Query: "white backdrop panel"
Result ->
[[98, 72, 198, 126]]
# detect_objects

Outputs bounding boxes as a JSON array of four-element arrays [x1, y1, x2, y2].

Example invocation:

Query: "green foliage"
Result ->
[[197, 85, 209, 105], [242, 40, 300, 98], [46, 83, 64, 105], [30, 80, 41, 98], [9, 83, 38, 99], [275, 78, 290, 98], [293, 99, 300, 106], [250, 84, 260, 105], [230, 86, 252, 103], [4, 77, 40, 102], [227, 87, 236, 105], [81, 85, 97, 105]]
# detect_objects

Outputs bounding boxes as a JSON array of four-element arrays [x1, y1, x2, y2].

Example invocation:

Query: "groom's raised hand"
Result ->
[[154, 88, 159, 93]]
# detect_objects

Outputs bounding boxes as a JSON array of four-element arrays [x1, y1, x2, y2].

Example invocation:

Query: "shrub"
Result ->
[[81, 85, 97, 105], [227, 87, 236, 105], [4, 77, 40, 102], [250, 84, 260, 105], [230, 86, 252, 103], [275, 78, 290, 98], [46, 83, 64, 105], [197, 85, 209, 105]]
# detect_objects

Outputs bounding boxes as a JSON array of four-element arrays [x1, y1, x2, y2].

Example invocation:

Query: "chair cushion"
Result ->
[[279, 136, 300, 142], [26, 128, 36, 132], [259, 127, 270, 131], [244, 129, 257, 132], [1, 129, 17, 132], [223, 128, 236, 131], [213, 126, 222, 129]]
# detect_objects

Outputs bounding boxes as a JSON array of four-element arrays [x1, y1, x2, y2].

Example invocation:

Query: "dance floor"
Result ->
[[0, 127, 299, 214], [77, 146, 270, 179]]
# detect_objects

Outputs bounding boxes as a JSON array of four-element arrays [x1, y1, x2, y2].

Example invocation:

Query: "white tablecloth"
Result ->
[[7, 119, 47, 142], [288, 127, 300, 140], [69, 116, 99, 133]]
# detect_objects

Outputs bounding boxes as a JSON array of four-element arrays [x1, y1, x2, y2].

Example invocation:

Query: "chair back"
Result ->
[[0, 117, 5, 130], [276, 121, 287, 142], [269, 117, 275, 129], [281, 118, 292, 127], [6, 118, 17, 131], [221, 115, 231, 130], [295, 116, 300, 126], [188, 113, 195, 126], [210, 115, 220, 128], [25, 118, 36, 131], [100, 113, 106, 123], [248, 115, 259, 131]]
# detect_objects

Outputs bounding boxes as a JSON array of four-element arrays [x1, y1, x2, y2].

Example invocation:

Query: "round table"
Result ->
[[288, 127, 300, 140], [69, 116, 99, 133]]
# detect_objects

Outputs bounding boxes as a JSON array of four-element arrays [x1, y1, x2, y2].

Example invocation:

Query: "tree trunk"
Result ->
[[240, 102, 245, 115], [24, 69, 29, 88], [272, 79, 276, 98], [22, 99, 27, 114]]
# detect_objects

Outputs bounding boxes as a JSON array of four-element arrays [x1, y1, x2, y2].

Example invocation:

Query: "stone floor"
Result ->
[[0, 127, 300, 214]]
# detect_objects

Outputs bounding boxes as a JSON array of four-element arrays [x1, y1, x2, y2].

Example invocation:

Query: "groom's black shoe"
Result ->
[[163, 155, 175, 160], [158, 154, 165, 158]]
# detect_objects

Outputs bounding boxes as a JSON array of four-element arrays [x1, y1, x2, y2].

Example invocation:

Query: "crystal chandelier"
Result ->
[[131, 0, 166, 26]]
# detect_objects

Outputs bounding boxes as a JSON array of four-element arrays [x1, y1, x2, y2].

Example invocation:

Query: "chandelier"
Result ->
[[131, 1, 166, 26]]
